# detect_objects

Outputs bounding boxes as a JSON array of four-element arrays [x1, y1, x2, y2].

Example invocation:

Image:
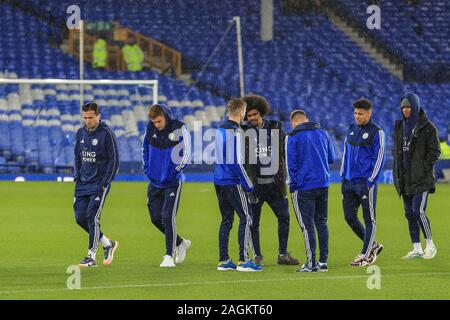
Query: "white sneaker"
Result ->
[[401, 250, 424, 260], [423, 246, 437, 260], [175, 239, 191, 264], [350, 254, 371, 267], [160, 255, 176, 267]]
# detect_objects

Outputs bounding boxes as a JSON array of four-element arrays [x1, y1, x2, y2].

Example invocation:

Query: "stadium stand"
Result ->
[[330, 0, 450, 82], [337, 1, 450, 61], [0, 0, 449, 175]]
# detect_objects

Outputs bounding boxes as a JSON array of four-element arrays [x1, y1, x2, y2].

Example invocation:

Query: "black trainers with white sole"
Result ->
[[78, 256, 97, 268], [103, 240, 119, 267], [369, 242, 384, 264]]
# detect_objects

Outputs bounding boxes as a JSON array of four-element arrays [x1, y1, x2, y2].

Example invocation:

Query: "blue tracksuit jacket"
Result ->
[[74, 121, 119, 196], [340, 119, 386, 187], [214, 119, 254, 193], [142, 104, 191, 188], [286, 122, 335, 192]]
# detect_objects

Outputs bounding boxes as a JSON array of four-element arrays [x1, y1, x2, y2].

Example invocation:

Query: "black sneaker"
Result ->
[[296, 263, 318, 273], [254, 255, 264, 266], [278, 253, 300, 265], [369, 242, 384, 264], [317, 262, 328, 272], [103, 240, 119, 267], [78, 256, 97, 268]]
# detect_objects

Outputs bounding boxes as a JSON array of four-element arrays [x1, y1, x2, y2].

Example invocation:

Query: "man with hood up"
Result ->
[[394, 92, 441, 260], [143, 104, 192, 267]]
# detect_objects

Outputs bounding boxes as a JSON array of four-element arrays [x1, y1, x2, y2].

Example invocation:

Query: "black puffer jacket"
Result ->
[[243, 119, 287, 198], [394, 109, 441, 196]]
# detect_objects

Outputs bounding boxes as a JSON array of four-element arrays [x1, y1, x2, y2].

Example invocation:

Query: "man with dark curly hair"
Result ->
[[242, 94, 299, 266]]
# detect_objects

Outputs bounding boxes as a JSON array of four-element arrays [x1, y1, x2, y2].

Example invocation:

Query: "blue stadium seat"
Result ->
[[1, 0, 449, 175]]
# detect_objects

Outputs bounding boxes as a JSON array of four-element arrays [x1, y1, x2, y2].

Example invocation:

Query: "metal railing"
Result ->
[[68, 23, 182, 78], [114, 26, 182, 78]]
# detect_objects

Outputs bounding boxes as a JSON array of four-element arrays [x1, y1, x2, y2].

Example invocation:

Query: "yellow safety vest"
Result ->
[[93, 39, 107, 68], [122, 44, 144, 71], [440, 141, 450, 160]]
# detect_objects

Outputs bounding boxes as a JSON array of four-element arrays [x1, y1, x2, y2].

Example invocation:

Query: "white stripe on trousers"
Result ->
[[237, 185, 252, 259], [237, 185, 254, 261], [364, 185, 377, 258], [291, 192, 312, 266], [236, 131, 254, 190], [419, 191, 432, 239], [92, 186, 109, 252], [170, 182, 182, 256]]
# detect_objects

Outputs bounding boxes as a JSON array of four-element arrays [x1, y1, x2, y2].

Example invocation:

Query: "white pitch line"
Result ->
[[1, 272, 450, 295]]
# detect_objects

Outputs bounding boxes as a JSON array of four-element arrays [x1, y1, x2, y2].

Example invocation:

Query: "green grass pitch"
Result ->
[[0, 181, 449, 300]]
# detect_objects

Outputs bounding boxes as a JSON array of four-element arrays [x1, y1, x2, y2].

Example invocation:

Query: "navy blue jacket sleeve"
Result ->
[[100, 128, 119, 187], [74, 129, 81, 181], [340, 134, 348, 178]]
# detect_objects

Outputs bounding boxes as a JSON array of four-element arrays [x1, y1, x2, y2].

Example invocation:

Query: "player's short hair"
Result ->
[[148, 104, 165, 119], [290, 109, 307, 121], [82, 102, 100, 114], [353, 98, 372, 111], [242, 94, 270, 119], [227, 98, 247, 116]]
